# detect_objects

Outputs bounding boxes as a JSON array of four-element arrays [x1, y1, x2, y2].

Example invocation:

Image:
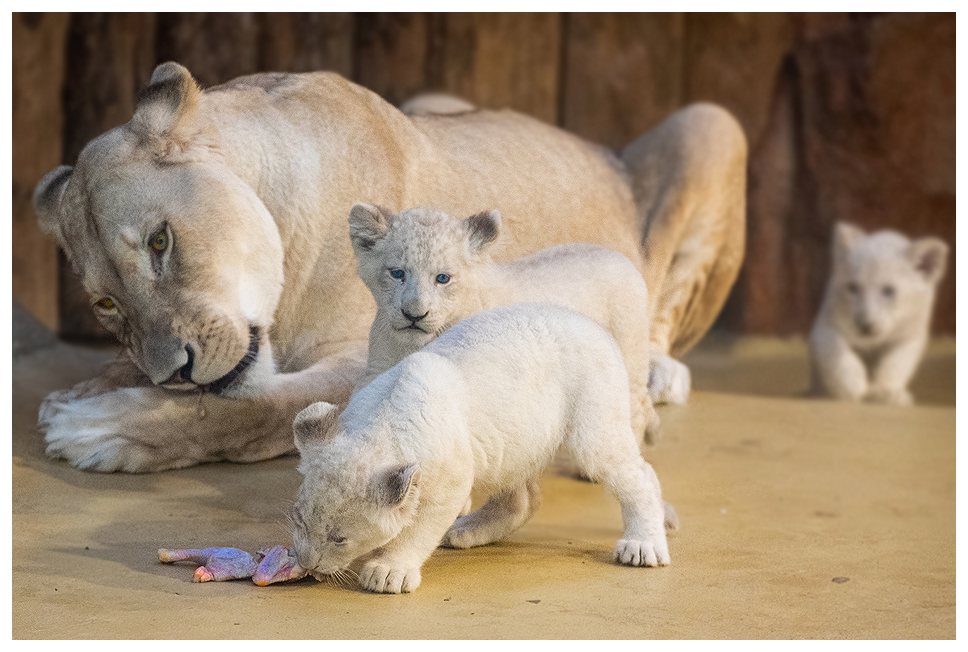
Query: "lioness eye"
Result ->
[[436, 273, 451, 284], [882, 285, 896, 298], [150, 229, 168, 252], [389, 269, 405, 281], [94, 297, 117, 311], [328, 534, 346, 545]]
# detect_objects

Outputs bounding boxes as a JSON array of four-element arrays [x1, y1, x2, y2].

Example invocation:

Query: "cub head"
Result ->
[[33, 62, 284, 396], [348, 203, 501, 347], [290, 402, 421, 579], [829, 222, 948, 342]]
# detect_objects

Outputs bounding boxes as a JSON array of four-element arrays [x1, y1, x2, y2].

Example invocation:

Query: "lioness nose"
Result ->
[[401, 308, 429, 323], [161, 345, 196, 385]]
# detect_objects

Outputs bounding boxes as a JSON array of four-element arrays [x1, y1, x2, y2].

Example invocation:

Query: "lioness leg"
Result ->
[[622, 103, 747, 403], [39, 348, 366, 472], [441, 477, 542, 549]]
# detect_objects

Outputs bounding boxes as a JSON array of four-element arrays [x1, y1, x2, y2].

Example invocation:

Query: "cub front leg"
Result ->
[[40, 347, 366, 472], [648, 353, 692, 406], [808, 324, 868, 401], [605, 459, 670, 567], [360, 497, 466, 594], [865, 337, 926, 406]]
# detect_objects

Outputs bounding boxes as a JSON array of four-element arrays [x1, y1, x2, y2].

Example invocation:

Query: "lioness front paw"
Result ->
[[359, 560, 421, 594], [864, 387, 913, 406], [613, 537, 671, 567], [648, 354, 691, 405]]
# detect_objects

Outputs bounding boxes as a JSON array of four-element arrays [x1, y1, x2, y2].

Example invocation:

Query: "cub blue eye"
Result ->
[[390, 269, 405, 280], [436, 273, 451, 284]]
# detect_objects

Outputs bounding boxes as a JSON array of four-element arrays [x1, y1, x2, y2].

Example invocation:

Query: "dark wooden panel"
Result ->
[[353, 12, 443, 106], [441, 13, 561, 124], [562, 13, 684, 151], [155, 13, 261, 87], [11, 12, 70, 331], [261, 12, 353, 76], [683, 12, 797, 149]]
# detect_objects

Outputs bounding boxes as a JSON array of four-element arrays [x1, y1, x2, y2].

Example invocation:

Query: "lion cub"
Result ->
[[348, 203, 659, 442], [809, 222, 948, 405], [291, 303, 671, 594]]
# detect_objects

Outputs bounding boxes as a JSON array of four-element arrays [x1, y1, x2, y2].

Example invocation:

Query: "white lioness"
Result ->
[[809, 222, 948, 405], [349, 203, 659, 441], [291, 303, 670, 594], [32, 61, 746, 472]]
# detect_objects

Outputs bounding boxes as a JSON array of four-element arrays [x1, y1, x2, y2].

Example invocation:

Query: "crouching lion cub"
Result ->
[[291, 303, 671, 594], [348, 203, 660, 442], [809, 222, 948, 405]]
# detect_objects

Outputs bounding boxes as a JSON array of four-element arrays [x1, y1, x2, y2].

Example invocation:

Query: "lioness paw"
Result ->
[[648, 355, 691, 405], [359, 560, 421, 594], [865, 387, 913, 406], [613, 538, 670, 567]]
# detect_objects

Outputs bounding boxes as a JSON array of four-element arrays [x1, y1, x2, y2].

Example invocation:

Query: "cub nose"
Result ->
[[855, 318, 874, 337], [401, 308, 429, 323]]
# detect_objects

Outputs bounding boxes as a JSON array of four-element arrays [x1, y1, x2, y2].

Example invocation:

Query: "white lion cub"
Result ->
[[809, 222, 948, 405], [290, 303, 671, 594], [348, 203, 660, 442]]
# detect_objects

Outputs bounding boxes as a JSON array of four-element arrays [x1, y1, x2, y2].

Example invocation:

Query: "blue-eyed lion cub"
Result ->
[[809, 222, 948, 405], [348, 203, 660, 442], [290, 304, 670, 594]]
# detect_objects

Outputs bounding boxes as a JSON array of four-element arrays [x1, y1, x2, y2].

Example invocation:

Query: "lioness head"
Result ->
[[348, 203, 501, 348], [829, 222, 948, 342], [290, 402, 420, 578], [32, 62, 284, 395]]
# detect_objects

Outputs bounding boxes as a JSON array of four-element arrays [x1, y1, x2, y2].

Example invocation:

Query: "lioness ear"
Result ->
[[463, 209, 501, 253], [130, 61, 201, 155], [908, 237, 948, 285], [292, 402, 340, 453], [32, 165, 73, 248], [348, 202, 391, 252], [370, 463, 420, 509], [833, 221, 864, 265]]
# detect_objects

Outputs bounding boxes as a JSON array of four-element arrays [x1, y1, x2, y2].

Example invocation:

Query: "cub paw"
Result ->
[[613, 537, 671, 567], [865, 387, 913, 406], [648, 355, 691, 405], [441, 523, 479, 550], [359, 560, 421, 594]]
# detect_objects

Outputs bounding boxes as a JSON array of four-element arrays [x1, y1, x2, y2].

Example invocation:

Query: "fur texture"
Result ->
[[32, 62, 745, 472], [292, 304, 670, 594], [809, 222, 948, 405], [349, 204, 660, 442]]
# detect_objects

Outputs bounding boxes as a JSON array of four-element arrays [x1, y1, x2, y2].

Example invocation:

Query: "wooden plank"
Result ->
[[441, 13, 561, 124], [682, 12, 797, 149], [353, 12, 441, 106], [11, 12, 70, 331], [155, 13, 261, 87], [562, 13, 684, 151], [59, 12, 157, 339], [260, 12, 353, 76]]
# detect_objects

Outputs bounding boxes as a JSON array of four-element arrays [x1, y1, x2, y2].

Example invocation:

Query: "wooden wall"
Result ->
[[11, 12, 955, 339]]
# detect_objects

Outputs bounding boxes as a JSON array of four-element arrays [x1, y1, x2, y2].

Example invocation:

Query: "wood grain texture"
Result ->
[[261, 12, 353, 76], [12, 12, 70, 330], [353, 12, 443, 106]]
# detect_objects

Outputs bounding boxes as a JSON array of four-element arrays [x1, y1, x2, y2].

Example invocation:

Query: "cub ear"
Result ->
[[292, 402, 340, 453], [463, 209, 501, 253], [833, 221, 864, 264], [130, 61, 201, 154], [32, 165, 74, 248], [908, 237, 948, 285], [348, 202, 391, 252], [370, 463, 420, 509]]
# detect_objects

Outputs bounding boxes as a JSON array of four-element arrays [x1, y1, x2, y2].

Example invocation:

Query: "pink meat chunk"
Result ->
[[253, 545, 309, 586], [158, 547, 258, 583]]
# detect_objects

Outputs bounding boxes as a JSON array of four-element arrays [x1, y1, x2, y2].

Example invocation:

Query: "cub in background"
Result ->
[[348, 203, 660, 442], [290, 304, 671, 594], [809, 221, 948, 405]]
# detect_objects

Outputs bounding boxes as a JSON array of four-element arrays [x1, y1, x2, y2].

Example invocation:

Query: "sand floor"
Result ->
[[11, 336, 955, 639]]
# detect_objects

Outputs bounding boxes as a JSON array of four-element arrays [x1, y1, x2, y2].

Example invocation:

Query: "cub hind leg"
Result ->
[[442, 478, 542, 549], [566, 412, 670, 567]]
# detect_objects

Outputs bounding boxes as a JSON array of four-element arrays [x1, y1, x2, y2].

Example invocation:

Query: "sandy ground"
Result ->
[[11, 335, 955, 639]]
